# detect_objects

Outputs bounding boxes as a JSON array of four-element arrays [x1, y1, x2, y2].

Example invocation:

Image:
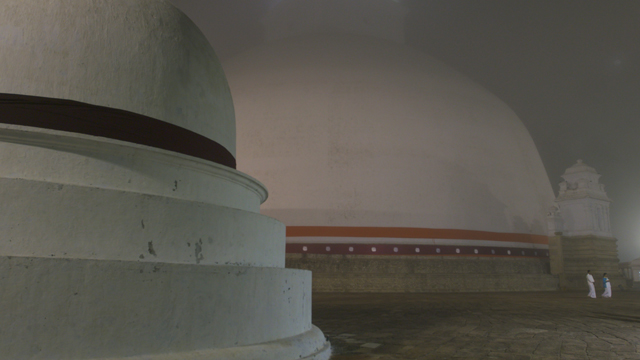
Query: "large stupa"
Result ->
[[0, 1, 329, 359], [225, 0, 558, 292]]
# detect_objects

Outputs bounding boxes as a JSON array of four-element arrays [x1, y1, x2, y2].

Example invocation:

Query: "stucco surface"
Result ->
[[0, 0, 236, 155], [226, 34, 554, 235], [0, 257, 316, 359], [0, 177, 284, 267], [0, 125, 265, 212]]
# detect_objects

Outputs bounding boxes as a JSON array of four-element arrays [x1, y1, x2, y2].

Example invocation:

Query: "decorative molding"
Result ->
[[286, 243, 549, 258]]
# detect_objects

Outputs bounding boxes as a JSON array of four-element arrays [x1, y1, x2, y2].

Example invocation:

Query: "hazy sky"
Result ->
[[170, 0, 640, 261]]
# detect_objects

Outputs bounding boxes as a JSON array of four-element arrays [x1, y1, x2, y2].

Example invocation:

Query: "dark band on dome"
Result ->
[[0, 93, 236, 169]]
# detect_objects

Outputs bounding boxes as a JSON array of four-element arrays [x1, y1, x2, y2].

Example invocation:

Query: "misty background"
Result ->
[[169, 0, 640, 262]]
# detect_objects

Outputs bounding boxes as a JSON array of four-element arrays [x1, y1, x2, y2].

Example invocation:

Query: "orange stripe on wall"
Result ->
[[286, 226, 549, 245]]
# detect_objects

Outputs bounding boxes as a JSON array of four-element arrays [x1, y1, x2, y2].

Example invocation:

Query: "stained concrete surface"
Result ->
[[313, 291, 640, 359]]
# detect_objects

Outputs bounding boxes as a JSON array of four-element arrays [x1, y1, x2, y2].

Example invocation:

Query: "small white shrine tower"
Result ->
[[548, 160, 622, 290], [552, 159, 613, 237]]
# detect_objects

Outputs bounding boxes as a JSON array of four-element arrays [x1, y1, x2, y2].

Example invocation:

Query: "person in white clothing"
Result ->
[[586, 270, 596, 298], [602, 273, 612, 298]]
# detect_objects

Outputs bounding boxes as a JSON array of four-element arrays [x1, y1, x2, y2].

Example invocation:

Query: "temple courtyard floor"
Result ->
[[313, 291, 640, 360]]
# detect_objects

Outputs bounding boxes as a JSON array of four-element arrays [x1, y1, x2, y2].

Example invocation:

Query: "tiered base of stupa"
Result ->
[[0, 256, 329, 360], [0, 126, 330, 360]]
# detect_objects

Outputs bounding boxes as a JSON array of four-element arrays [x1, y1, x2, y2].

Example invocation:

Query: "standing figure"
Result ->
[[586, 270, 596, 298], [602, 273, 612, 298]]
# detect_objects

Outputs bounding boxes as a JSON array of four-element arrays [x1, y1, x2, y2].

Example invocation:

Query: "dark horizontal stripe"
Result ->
[[287, 226, 549, 245], [286, 243, 549, 258], [0, 93, 236, 168]]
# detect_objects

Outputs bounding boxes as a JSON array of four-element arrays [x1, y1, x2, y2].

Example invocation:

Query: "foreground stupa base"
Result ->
[[0, 0, 330, 357], [0, 127, 330, 360], [288, 254, 559, 292], [0, 256, 330, 360]]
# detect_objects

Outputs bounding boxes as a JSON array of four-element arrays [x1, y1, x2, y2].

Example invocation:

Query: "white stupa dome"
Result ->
[[226, 34, 555, 246], [0, 0, 235, 156]]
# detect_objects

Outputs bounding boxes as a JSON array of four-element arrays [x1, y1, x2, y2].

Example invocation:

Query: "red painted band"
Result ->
[[0, 93, 236, 169], [286, 226, 548, 245], [286, 243, 549, 258]]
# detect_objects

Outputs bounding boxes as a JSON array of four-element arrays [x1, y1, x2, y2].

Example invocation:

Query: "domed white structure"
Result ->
[[0, 0, 235, 154], [230, 34, 553, 236], [225, 1, 557, 292], [0, 1, 329, 358]]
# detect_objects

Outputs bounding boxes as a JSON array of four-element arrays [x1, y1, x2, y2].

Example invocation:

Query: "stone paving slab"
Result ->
[[314, 291, 640, 360]]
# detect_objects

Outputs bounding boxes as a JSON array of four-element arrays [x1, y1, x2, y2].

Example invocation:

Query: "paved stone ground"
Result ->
[[313, 291, 640, 360]]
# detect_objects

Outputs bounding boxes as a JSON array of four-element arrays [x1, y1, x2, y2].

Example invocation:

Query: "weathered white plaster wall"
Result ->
[[0, 177, 284, 267], [227, 34, 555, 235], [0, 0, 236, 155]]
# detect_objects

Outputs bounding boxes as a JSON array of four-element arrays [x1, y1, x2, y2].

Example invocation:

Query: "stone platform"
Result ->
[[287, 254, 559, 292], [313, 291, 640, 359], [549, 235, 624, 291]]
